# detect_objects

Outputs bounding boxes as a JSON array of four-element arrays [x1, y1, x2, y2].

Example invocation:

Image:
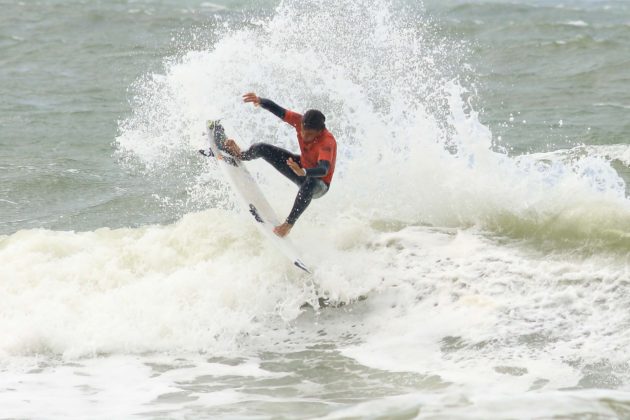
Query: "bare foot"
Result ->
[[224, 139, 242, 158], [274, 222, 293, 237]]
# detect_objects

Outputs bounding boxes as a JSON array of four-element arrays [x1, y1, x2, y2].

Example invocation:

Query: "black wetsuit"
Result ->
[[240, 99, 331, 225]]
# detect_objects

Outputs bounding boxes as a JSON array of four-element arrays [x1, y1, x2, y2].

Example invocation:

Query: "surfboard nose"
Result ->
[[207, 120, 228, 151]]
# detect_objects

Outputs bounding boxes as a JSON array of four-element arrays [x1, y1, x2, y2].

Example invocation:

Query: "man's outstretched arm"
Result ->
[[260, 98, 286, 119]]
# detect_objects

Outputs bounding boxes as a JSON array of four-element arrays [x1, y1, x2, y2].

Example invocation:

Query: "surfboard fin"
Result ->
[[294, 259, 311, 274], [199, 149, 215, 157]]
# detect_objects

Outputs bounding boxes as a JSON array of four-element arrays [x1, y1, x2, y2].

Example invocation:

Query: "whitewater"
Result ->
[[1, 0, 630, 418]]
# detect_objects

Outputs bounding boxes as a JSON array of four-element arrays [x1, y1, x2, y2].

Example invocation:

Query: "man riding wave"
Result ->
[[224, 93, 337, 237]]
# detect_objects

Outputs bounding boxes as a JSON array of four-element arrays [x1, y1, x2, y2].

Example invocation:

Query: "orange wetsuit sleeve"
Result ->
[[284, 110, 303, 129]]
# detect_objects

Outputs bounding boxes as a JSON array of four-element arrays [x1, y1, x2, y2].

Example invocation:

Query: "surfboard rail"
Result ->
[[202, 120, 311, 274]]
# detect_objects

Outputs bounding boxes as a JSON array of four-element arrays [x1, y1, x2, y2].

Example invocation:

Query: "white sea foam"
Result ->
[[0, 354, 283, 419], [316, 389, 630, 419], [0, 210, 319, 358], [340, 227, 630, 391], [565, 20, 589, 27], [2, 214, 628, 387]]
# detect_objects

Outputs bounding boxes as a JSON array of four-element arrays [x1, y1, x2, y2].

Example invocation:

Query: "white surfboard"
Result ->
[[201, 120, 310, 273]]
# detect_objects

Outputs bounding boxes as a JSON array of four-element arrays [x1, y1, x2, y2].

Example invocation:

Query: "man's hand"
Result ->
[[243, 92, 260, 106], [287, 158, 306, 177]]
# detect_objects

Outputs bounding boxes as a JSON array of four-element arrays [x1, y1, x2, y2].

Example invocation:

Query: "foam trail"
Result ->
[[0, 211, 317, 358]]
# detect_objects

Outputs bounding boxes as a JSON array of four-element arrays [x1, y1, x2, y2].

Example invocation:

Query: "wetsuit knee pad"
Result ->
[[310, 179, 329, 199], [298, 177, 328, 198]]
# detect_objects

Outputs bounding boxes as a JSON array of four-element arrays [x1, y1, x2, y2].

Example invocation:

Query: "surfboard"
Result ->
[[200, 120, 310, 274]]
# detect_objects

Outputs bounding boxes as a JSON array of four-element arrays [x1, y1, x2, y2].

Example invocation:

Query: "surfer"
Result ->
[[224, 92, 337, 237]]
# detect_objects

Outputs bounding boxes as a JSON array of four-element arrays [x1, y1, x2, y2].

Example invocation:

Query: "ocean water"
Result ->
[[1, 0, 630, 418]]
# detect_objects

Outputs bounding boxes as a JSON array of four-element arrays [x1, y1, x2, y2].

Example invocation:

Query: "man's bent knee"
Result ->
[[301, 177, 328, 200], [242, 142, 269, 160]]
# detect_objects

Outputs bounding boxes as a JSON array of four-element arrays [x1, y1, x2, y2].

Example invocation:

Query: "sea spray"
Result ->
[[117, 0, 629, 252]]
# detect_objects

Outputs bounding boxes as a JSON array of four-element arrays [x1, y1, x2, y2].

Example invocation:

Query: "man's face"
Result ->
[[301, 125, 321, 143]]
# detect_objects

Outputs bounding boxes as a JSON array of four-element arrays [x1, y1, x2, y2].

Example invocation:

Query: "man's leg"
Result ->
[[286, 177, 329, 225], [241, 143, 302, 185]]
